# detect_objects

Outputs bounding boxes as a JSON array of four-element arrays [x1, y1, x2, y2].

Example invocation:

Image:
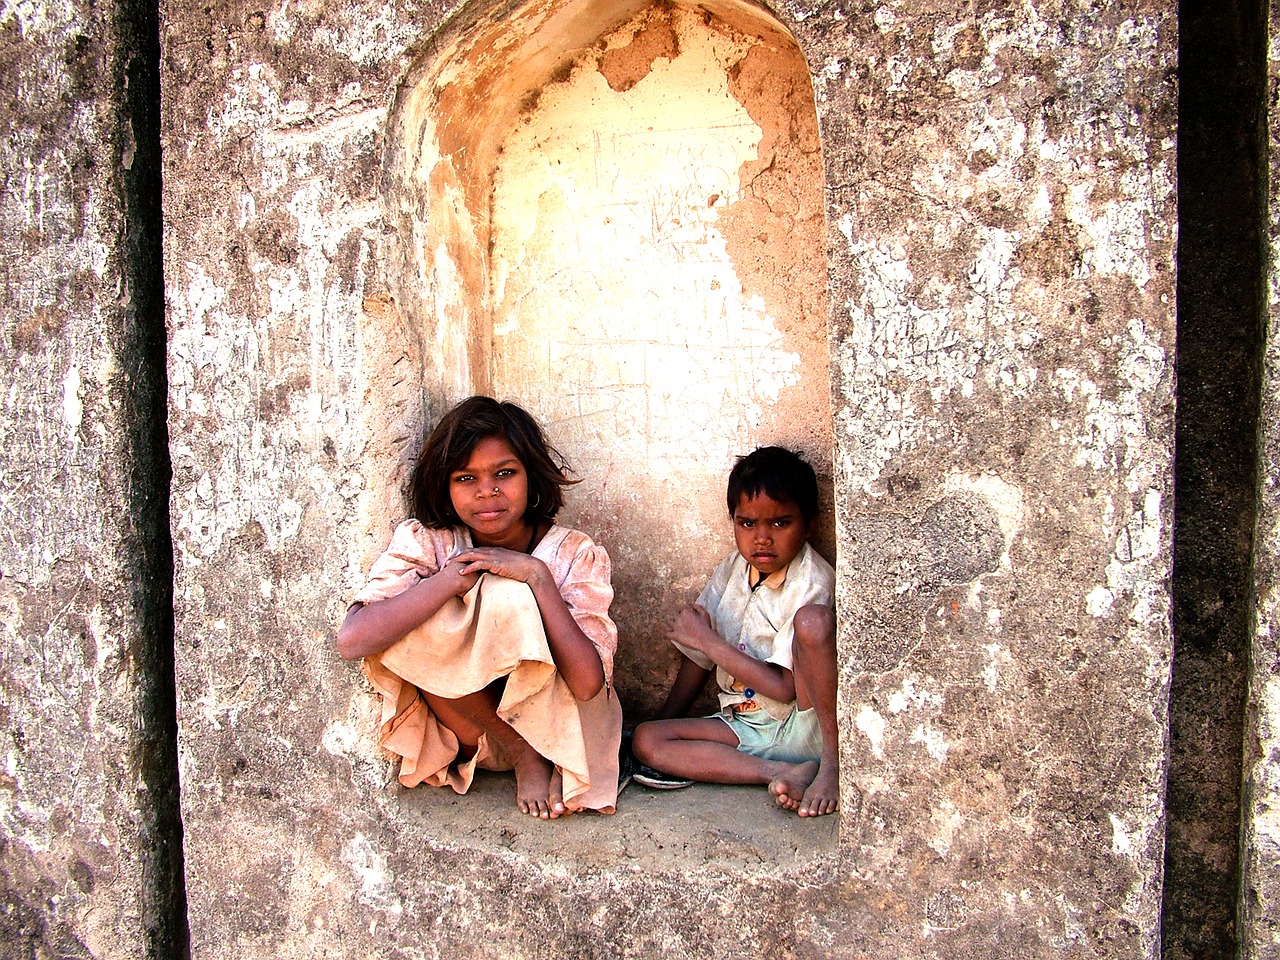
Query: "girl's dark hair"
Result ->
[[407, 396, 577, 528], [726, 446, 819, 526]]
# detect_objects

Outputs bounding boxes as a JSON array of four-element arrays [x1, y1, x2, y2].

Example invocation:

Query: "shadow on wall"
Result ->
[[369, 0, 833, 717]]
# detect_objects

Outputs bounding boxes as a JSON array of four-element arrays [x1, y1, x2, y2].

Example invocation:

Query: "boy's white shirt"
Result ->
[[671, 541, 835, 721]]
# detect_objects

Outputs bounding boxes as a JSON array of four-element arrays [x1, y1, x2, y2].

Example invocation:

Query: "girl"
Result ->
[[337, 396, 621, 818]]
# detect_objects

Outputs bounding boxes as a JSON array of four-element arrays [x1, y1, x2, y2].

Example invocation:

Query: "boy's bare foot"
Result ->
[[514, 747, 563, 819], [768, 760, 837, 816], [797, 761, 839, 817]]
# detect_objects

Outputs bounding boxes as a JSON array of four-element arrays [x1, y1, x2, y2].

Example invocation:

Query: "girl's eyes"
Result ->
[[450, 468, 519, 483]]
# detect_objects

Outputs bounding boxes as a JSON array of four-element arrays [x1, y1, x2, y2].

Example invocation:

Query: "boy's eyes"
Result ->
[[736, 518, 794, 528]]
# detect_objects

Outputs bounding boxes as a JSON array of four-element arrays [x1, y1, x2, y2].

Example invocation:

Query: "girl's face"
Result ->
[[449, 435, 531, 547]]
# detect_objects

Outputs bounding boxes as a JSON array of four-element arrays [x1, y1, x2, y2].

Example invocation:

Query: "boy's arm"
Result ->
[[666, 605, 797, 704], [657, 656, 712, 719]]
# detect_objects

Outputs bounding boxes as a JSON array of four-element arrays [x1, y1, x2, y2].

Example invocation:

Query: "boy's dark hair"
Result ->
[[407, 396, 577, 529], [726, 446, 819, 526]]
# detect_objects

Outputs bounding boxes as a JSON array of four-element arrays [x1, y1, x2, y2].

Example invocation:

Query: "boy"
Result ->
[[631, 446, 840, 817]]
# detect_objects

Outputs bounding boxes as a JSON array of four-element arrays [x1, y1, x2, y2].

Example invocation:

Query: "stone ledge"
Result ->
[[385, 771, 837, 875]]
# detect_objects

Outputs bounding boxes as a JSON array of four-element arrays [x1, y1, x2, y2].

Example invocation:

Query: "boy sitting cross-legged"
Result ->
[[631, 446, 840, 817]]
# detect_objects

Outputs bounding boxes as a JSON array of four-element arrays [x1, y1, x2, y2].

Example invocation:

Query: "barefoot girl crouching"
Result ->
[[337, 396, 622, 818]]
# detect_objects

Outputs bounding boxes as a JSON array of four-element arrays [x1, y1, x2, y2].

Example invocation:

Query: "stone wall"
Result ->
[[158, 0, 1177, 956], [21, 0, 1280, 958], [0, 0, 184, 954]]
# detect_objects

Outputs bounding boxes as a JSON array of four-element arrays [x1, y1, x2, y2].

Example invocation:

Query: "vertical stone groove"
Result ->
[[1166, 1, 1267, 956], [118, 0, 189, 954]]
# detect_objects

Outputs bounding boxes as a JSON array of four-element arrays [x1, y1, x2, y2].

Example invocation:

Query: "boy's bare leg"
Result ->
[[771, 604, 840, 817], [632, 716, 818, 788], [422, 684, 563, 820]]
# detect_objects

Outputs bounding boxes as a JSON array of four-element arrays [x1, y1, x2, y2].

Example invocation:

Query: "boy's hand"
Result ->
[[666, 604, 723, 655]]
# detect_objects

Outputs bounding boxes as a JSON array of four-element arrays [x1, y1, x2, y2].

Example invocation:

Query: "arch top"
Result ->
[[386, 0, 811, 226]]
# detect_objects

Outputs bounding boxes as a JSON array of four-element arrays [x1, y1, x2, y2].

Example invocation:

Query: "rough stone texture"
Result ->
[[1243, 2, 1280, 955], [0, 0, 184, 956], [815, 4, 1176, 955], [158, 0, 1179, 957]]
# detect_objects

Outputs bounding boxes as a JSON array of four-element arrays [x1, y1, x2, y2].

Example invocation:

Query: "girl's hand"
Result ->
[[453, 547, 549, 587], [666, 604, 722, 655], [439, 561, 481, 597]]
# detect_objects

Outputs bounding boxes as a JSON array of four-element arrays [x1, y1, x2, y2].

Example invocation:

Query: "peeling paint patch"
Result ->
[[943, 472, 1024, 565], [981, 642, 1009, 692], [911, 723, 949, 763], [856, 704, 886, 759], [61, 363, 81, 440], [888, 677, 944, 714], [342, 834, 403, 914], [1109, 813, 1134, 856], [928, 800, 964, 858]]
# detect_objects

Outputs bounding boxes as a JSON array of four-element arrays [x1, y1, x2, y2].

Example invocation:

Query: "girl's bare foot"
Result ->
[[514, 748, 566, 819], [548, 769, 573, 818], [768, 760, 822, 813]]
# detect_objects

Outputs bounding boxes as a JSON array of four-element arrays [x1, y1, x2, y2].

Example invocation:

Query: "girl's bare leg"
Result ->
[[770, 604, 840, 817], [421, 683, 565, 819]]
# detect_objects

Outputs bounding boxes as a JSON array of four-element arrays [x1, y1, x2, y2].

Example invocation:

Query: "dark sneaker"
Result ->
[[618, 729, 639, 793], [632, 765, 695, 790]]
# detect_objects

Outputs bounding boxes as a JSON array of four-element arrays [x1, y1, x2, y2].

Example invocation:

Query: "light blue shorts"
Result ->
[[717, 705, 822, 764]]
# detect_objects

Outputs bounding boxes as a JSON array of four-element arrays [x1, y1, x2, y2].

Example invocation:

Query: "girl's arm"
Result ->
[[665, 604, 797, 704], [336, 563, 478, 660], [453, 548, 606, 701]]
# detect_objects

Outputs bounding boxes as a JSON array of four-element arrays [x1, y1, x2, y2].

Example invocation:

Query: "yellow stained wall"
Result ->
[[386, 0, 830, 713]]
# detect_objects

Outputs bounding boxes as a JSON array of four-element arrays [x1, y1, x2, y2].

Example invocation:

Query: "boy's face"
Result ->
[[732, 491, 808, 576]]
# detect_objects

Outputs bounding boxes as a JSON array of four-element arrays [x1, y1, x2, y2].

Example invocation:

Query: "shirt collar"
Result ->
[[747, 561, 792, 591]]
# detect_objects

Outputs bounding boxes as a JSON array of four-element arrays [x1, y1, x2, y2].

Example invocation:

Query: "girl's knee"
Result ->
[[793, 604, 835, 648]]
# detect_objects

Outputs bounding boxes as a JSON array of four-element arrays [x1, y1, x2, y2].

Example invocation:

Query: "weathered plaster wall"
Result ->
[[813, 4, 1176, 951], [157, 0, 1178, 958], [0, 0, 183, 955], [375, 0, 833, 714], [486, 3, 832, 712]]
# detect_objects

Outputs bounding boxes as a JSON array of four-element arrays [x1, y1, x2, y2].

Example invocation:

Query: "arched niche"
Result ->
[[382, 0, 832, 715]]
